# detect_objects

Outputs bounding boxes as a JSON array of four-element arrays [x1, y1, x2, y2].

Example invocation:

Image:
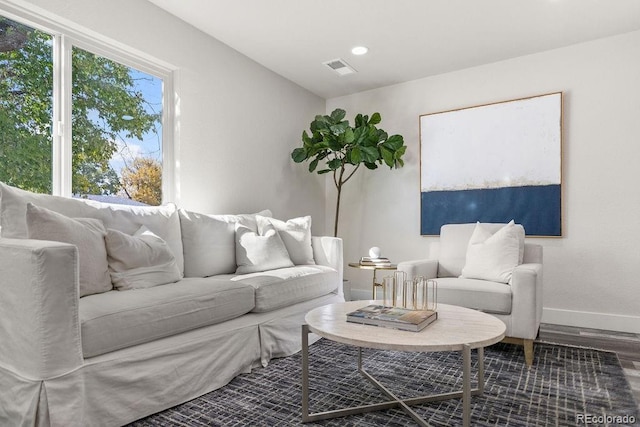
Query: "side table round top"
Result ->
[[348, 262, 397, 270], [305, 300, 506, 353]]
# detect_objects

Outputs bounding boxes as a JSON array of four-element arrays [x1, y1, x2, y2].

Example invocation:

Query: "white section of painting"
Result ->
[[421, 93, 561, 192]]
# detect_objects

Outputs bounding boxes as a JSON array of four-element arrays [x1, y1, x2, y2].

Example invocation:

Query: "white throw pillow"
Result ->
[[235, 216, 294, 274], [0, 182, 184, 275], [179, 209, 272, 277], [105, 226, 181, 291], [262, 215, 315, 265], [460, 221, 521, 284], [26, 203, 112, 297]]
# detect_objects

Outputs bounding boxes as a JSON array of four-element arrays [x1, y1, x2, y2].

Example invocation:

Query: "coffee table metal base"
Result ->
[[301, 325, 485, 427]]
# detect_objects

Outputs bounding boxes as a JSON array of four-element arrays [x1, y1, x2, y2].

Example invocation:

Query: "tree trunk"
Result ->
[[334, 183, 342, 237]]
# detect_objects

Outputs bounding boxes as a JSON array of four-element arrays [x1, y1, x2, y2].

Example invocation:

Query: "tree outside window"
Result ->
[[0, 17, 53, 193], [0, 16, 164, 205]]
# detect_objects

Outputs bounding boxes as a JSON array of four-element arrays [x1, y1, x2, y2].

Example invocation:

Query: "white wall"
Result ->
[[328, 30, 640, 333], [8, 0, 328, 234], [6, 0, 639, 332]]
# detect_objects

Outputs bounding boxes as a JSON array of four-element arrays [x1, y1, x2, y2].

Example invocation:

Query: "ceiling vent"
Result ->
[[323, 58, 357, 76]]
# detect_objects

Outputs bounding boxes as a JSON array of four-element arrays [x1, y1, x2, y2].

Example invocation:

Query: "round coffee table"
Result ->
[[302, 300, 506, 427]]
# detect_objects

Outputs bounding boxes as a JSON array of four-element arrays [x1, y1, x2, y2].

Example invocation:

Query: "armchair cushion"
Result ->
[[435, 277, 512, 314], [437, 225, 471, 277], [460, 221, 523, 284]]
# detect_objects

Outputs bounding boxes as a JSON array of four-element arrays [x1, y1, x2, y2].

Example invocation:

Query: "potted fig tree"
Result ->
[[291, 108, 406, 237]]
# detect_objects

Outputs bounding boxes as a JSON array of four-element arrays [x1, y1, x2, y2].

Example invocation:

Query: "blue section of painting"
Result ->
[[421, 184, 561, 236]]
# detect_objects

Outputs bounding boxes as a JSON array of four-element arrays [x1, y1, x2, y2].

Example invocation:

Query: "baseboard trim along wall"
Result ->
[[347, 288, 639, 334], [349, 288, 372, 302], [542, 308, 640, 334]]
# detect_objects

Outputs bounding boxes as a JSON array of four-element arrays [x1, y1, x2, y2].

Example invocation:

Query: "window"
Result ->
[[0, 10, 172, 205], [71, 46, 164, 205], [0, 17, 53, 193]]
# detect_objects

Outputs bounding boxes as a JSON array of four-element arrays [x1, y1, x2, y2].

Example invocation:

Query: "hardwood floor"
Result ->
[[537, 323, 640, 411]]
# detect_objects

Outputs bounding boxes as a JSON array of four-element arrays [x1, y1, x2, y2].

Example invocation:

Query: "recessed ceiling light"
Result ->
[[351, 46, 368, 55]]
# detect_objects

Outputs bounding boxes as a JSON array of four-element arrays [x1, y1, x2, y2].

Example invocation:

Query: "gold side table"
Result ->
[[348, 262, 398, 299]]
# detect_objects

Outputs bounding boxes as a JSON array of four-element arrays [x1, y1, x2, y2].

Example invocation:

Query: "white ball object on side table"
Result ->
[[369, 246, 381, 258]]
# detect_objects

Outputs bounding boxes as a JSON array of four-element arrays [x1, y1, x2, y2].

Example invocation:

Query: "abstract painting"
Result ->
[[419, 92, 562, 236]]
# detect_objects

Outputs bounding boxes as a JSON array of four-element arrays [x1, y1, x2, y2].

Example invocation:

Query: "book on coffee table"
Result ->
[[346, 304, 438, 332]]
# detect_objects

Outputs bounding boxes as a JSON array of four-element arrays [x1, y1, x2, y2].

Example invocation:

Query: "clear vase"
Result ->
[[382, 276, 395, 307], [393, 271, 406, 307]]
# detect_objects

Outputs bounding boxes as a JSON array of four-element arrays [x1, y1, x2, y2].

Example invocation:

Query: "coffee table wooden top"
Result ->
[[305, 300, 506, 352]]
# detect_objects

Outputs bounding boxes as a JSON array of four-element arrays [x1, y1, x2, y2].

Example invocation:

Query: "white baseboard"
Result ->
[[349, 288, 374, 302], [542, 308, 640, 334]]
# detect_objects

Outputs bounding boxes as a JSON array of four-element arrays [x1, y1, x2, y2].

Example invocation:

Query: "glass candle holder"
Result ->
[[393, 271, 406, 307], [413, 276, 426, 309], [403, 279, 415, 309], [407, 277, 437, 311], [382, 276, 395, 307], [425, 279, 438, 311]]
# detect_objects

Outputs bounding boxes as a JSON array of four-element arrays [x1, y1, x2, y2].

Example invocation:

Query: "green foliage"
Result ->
[[292, 108, 406, 173], [0, 21, 54, 193], [291, 108, 406, 235], [0, 17, 159, 196]]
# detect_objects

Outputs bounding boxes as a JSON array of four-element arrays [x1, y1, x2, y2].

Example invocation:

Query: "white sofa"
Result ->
[[397, 223, 543, 366], [0, 183, 343, 426]]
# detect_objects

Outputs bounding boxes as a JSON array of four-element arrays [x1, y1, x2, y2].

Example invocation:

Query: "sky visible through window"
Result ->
[[109, 68, 163, 176]]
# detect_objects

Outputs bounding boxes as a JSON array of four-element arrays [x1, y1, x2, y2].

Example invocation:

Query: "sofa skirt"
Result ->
[[0, 293, 342, 427]]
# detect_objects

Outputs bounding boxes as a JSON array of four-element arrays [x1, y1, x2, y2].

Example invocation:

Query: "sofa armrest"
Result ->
[[0, 238, 84, 380], [311, 236, 343, 296], [509, 262, 543, 339], [397, 259, 439, 279]]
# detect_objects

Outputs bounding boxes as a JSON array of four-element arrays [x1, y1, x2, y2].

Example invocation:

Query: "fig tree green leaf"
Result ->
[[330, 108, 346, 122], [291, 147, 307, 163], [309, 158, 319, 172], [290, 108, 406, 236], [381, 146, 394, 167]]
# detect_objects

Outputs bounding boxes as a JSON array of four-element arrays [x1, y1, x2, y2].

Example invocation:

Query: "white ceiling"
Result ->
[[147, 0, 640, 99]]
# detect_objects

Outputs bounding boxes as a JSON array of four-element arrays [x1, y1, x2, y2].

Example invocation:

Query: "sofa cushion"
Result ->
[[460, 221, 523, 284], [235, 216, 294, 274], [179, 209, 272, 277], [0, 182, 184, 275], [433, 277, 512, 314], [79, 278, 255, 357], [105, 226, 181, 291], [26, 203, 112, 297], [219, 265, 338, 312], [264, 215, 315, 265]]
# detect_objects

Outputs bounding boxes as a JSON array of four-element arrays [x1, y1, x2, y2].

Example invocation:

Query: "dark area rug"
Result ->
[[129, 340, 638, 426]]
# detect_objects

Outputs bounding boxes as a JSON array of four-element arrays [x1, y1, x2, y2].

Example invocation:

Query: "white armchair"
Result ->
[[397, 223, 543, 366]]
